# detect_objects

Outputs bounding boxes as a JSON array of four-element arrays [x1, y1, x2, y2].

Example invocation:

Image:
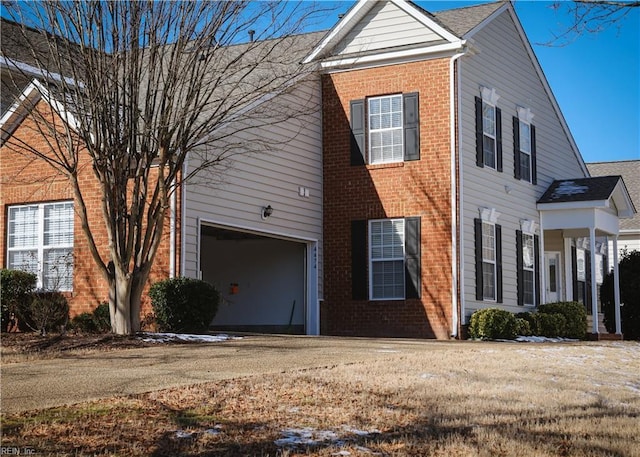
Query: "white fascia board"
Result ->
[[537, 199, 610, 211], [303, 0, 462, 65], [320, 40, 466, 71], [0, 80, 42, 142], [0, 56, 83, 88], [302, 0, 373, 64]]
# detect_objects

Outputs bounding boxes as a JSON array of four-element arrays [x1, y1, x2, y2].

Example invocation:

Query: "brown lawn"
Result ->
[[1, 337, 639, 456]]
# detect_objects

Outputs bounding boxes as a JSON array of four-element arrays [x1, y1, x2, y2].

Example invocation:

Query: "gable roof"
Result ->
[[587, 160, 640, 232], [538, 176, 636, 219]]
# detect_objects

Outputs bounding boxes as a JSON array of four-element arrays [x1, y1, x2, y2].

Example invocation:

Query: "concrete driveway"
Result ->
[[1, 335, 457, 413]]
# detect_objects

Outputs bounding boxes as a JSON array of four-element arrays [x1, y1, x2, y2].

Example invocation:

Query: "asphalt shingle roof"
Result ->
[[433, 1, 506, 37], [537, 176, 624, 204]]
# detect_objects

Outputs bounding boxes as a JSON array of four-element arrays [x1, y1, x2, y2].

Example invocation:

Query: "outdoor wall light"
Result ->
[[261, 205, 273, 220]]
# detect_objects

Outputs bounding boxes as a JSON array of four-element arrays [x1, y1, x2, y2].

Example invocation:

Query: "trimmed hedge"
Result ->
[[469, 308, 517, 340], [533, 312, 566, 338], [149, 277, 220, 333], [537, 301, 587, 339]]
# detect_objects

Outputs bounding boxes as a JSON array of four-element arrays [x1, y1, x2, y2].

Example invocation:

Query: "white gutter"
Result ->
[[449, 47, 467, 339], [1, 56, 83, 88]]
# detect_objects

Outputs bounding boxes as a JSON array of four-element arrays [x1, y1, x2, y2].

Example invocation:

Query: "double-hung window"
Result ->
[[514, 107, 536, 183], [482, 102, 497, 169], [7, 202, 74, 291], [369, 219, 405, 300], [518, 121, 532, 182], [517, 227, 539, 307], [521, 233, 535, 305], [349, 93, 419, 166], [481, 222, 497, 301], [368, 95, 403, 164], [475, 215, 502, 303]]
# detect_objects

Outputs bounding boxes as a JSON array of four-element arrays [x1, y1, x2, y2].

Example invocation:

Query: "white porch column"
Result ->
[[589, 227, 599, 335], [539, 226, 546, 305], [613, 236, 622, 335], [564, 237, 573, 301]]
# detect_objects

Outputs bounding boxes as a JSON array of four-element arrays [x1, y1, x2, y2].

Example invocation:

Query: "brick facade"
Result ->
[[322, 58, 454, 339], [0, 99, 177, 318]]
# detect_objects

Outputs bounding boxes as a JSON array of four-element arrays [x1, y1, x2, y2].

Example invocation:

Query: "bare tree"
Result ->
[[1, 1, 331, 334], [549, 0, 639, 45]]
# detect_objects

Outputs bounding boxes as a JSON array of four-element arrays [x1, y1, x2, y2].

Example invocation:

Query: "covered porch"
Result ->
[[537, 177, 635, 339]]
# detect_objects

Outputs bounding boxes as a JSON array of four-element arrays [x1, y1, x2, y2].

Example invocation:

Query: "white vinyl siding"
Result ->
[[368, 94, 403, 164], [334, 1, 444, 56], [370, 219, 405, 300], [7, 202, 74, 290], [460, 9, 587, 315]]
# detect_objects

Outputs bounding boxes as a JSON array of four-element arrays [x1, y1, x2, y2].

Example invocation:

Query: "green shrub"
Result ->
[[537, 301, 587, 339], [71, 302, 111, 333], [515, 317, 532, 336], [27, 291, 69, 335], [469, 308, 517, 340], [601, 250, 640, 340], [149, 277, 220, 333], [533, 312, 566, 338], [1, 269, 37, 332]]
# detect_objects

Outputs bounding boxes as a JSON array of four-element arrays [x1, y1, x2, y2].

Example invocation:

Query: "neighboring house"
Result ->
[[1, 1, 635, 339], [587, 160, 640, 257]]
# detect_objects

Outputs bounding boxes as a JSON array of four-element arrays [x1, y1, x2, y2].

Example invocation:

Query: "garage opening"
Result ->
[[200, 224, 306, 334]]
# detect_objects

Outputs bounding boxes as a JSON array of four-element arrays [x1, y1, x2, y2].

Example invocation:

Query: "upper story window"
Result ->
[[368, 95, 403, 164], [514, 106, 537, 184], [349, 93, 419, 166], [482, 101, 497, 169], [7, 202, 74, 291], [475, 87, 502, 171]]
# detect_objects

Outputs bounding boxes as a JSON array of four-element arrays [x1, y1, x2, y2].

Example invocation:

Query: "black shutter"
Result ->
[[513, 116, 521, 180], [531, 124, 537, 185], [496, 224, 503, 303], [534, 234, 541, 306], [350, 99, 366, 166], [571, 246, 578, 302], [403, 93, 420, 161], [351, 220, 368, 300], [475, 97, 484, 168], [496, 107, 503, 172], [474, 218, 483, 300], [516, 230, 524, 306], [405, 217, 421, 299]]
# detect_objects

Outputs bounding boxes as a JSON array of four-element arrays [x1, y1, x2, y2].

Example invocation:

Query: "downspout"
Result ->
[[169, 177, 177, 278], [450, 46, 467, 339], [180, 156, 188, 278]]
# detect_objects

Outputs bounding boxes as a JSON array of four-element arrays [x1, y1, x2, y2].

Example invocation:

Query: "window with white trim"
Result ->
[[482, 221, 496, 301], [368, 94, 403, 164], [7, 202, 74, 291], [519, 120, 532, 182], [369, 218, 405, 300], [482, 101, 497, 169], [522, 232, 535, 306]]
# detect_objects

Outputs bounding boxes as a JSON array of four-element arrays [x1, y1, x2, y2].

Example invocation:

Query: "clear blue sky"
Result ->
[[313, 1, 640, 164]]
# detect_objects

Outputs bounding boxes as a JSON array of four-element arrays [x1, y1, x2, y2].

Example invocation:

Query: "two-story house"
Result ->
[[2, 1, 634, 338], [308, 0, 634, 339]]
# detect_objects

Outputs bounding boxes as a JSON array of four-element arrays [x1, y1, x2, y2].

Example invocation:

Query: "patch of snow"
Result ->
[[138, 332, 242, 343], [514, 336, 578, 343], [175, 430, 195, 439], [332, 452, 351, 456], [275, 426, 381, 450], [551, 181, 589, 199]]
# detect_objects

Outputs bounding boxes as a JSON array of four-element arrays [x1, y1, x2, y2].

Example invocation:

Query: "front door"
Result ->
[[544, 252, 562, 303]]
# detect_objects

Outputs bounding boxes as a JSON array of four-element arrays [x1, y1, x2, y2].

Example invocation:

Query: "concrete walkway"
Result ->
[[1, 335, 457, 413]]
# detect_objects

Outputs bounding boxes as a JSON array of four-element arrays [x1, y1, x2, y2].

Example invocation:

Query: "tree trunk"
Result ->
[[107, 265, 150, 335]]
